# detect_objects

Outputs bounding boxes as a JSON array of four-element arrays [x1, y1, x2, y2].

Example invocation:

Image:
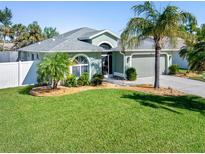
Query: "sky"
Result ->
[[0, 1, 205, 35]]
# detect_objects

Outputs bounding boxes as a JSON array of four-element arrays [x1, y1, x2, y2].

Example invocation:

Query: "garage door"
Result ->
[[132, 55, 166, 77]]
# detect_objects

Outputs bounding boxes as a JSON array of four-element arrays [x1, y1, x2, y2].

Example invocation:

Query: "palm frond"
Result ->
[[132, 1, 159, 21], [179, 46, 192, 59], [154, 5, 196, 48], [181, 12, 197, 33], [0, 7, 12, 26], [181, 42, 205, 71], [121, 17, 153, 50]]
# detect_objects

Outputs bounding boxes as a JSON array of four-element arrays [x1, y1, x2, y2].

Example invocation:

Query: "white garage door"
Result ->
[[132, 55, 166, 77]]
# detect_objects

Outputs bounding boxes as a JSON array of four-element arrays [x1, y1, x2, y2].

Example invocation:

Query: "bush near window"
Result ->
[[77, 72, 90, 86], [37, 53, 71, 89], [91, 73, 104, 86], [169, 64, 179, 75], [126, 67, 137, 81], [64, 75, 78, 87]]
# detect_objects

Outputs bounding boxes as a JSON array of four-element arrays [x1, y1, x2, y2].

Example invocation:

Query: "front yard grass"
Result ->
[[0, 86, 205, 152]]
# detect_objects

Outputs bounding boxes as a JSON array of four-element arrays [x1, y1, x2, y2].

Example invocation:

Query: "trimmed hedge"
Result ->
[[64, 75, 78, 87], [126, 67, 137, 81], [91, 73, 104, 86], [169, 64, 179, 75], [77, 72, 90, 86]]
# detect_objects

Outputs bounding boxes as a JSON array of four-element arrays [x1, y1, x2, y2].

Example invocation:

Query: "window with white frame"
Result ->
[[71, 56, 89, 77]]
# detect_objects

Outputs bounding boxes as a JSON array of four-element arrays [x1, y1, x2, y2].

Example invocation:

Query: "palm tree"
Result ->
[[121, 2, 196, 88], [0, 7, 12, 51], [196, 24, 205, 42], [180, 42, 205, 72], [11, 24, 27, 49], [14, 21, 45, 48], [43, 27, 59, 39], [27, 21, 44, 44], [37, 53, 72, 89], [12, 24, 26, 39]]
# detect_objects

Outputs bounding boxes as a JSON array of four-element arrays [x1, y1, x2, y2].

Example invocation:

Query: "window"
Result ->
[[100, 43, 112, 50], [72, 56, 89, 77]]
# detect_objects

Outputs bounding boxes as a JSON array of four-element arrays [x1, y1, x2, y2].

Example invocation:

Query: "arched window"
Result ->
[[72, 56, 89, 77], [100, 43, 112, 50]]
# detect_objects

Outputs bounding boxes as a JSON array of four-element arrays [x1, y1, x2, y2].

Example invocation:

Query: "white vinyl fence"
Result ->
[[0, 61, 38, 89]]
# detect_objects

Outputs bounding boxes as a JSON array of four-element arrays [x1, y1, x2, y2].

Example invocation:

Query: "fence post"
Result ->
[[18, 61, 21, 86]]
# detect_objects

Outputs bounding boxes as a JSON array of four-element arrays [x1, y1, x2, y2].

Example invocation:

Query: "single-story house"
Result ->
[[18, 27, 184, 79]]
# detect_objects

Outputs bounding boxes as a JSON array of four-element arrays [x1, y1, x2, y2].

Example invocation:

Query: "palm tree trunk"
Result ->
[[154, 41, 161, 89]]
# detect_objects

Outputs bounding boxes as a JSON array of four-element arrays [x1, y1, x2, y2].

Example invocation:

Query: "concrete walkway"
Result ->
[[105, 75, 205, 98]]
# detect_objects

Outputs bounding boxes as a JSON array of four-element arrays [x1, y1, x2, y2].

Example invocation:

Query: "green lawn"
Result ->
[[0, 86, 205, 152], [179, 68, 189, 74]]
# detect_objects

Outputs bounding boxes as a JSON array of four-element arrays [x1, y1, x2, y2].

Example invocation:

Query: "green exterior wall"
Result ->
[[91, 32, 118, 48], [112, 52, 124, 74]]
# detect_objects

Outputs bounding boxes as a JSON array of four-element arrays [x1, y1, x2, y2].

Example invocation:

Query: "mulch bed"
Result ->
[[30, 82, 185, 97], [175, 72, 199, 78], [128, 84, 185, 96]]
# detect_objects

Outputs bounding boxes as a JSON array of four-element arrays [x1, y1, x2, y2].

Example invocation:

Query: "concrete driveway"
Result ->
[[106, 75, 205, 98]]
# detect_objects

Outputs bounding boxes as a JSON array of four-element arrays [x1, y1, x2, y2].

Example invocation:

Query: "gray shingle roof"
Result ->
[[18, 27, 109, 53], [18, 27, 184, 53], [78, 30, 104, 40]]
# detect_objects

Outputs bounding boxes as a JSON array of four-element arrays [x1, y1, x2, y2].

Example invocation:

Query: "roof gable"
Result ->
[[78, 29, 119, 41]]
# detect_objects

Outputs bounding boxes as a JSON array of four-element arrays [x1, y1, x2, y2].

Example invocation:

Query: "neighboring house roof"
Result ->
[[118, 37, 185, 52], [18, 27, 119, 53]]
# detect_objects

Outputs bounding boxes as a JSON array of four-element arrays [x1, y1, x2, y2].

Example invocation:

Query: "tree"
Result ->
[[12, 24, 26, 39], [121, 2, 195, 88], [196, 24, 205, 42], [181, 13, 198, 34], [11, 24, 27, 49], [27, 21, 44, 44], [13, 21, 45, 48], [43, 27, 59, 39], [0, 7, 12, 51], [179, 23, 205, 72], [37, 53, 72, 89], [180, 42, 205, 72]]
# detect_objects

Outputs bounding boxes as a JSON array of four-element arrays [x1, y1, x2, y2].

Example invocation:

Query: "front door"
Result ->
[[102, 53, 112, 77]]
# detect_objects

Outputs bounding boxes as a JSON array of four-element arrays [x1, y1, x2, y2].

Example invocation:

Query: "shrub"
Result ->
[[169, 64, 179, 75], [126, 67, 137, 81], [64, 75, 77, 87], [37, 53, 72, 89], [37, 72, 50, 86], [91, 73, 104, 86], [77, 72, 90, 86]]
